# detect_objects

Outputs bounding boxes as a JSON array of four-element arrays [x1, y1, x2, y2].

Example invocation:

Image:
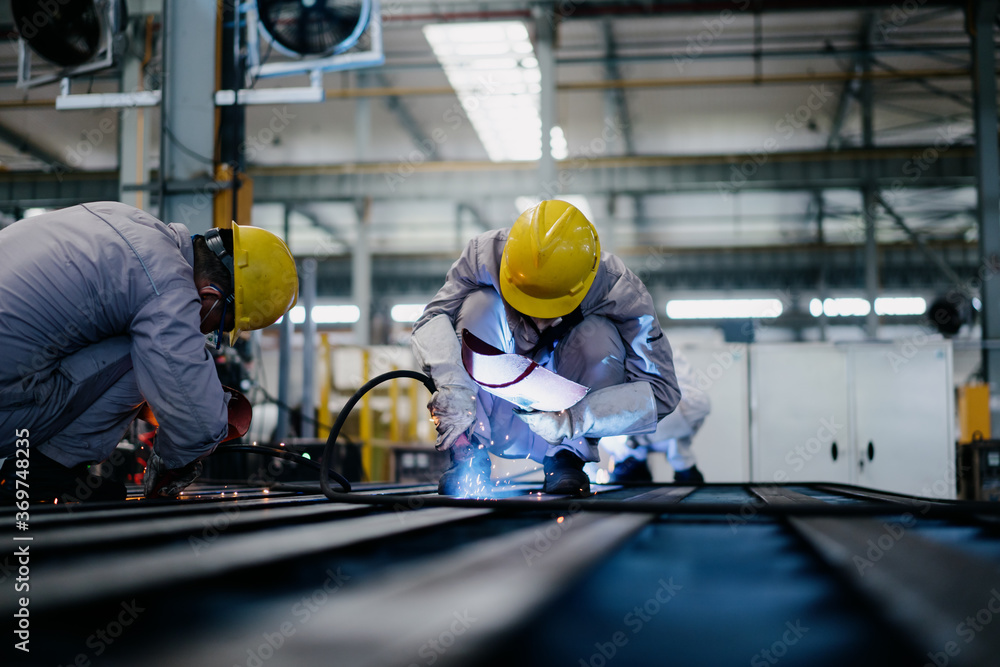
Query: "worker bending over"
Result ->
[[412, 200, 680, 497], [602, 349, 711, 483], [0, 202, 297, 502]]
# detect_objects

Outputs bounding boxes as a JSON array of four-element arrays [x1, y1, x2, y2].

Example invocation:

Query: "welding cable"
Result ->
[[213, 443, 326, 472], [320, 370, 437, 496]]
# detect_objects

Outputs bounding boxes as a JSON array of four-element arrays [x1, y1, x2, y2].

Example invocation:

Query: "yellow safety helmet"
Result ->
[[499, 200, 601, 319], [229, 221, 298, 344]]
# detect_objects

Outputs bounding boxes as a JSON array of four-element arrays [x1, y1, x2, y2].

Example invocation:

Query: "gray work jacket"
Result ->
[[0, 202, 227, 468], [414, 228, 681, 421]]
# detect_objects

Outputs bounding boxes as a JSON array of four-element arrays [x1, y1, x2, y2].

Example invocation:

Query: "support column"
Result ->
[[158, 0, 217, 233], [970, 0, 1000, 422], [353, 73, 372, 346], [353, 199, 372, 346], [301, 258, 318, 439], [860, 22, 879, 339], [275, 206, 294, 443], [119, 16, 153, 210], [863, 186, 879, 339], [534, 4, 557, 199]]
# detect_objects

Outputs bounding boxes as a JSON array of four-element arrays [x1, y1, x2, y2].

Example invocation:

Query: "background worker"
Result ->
[[602, 349, 711, 483], [411, 199, 680, 497], [0, 201, 297, 502]]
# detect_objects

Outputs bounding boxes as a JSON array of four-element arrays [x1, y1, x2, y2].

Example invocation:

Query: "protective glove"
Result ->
[[515, 382, 658, 444], [428, 384, 477, 450], [143, 452, 203, 498], [411, 314, 481, 450]]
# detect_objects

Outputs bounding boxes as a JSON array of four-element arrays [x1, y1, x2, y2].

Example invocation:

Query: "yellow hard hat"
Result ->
[[230, 221, 298, 344], [499, 200, 600, 318]]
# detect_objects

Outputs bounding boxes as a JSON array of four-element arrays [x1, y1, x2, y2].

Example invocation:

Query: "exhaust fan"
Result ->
[[13, 0, 127, 87], [256, 0, 370, 57]]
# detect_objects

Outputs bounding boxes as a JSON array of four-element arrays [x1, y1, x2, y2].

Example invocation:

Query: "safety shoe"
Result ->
[[543, 450, 591, 497], [673, 465, 705, 484], [609, 456, 653, 484], [438, 441, 492, 496]]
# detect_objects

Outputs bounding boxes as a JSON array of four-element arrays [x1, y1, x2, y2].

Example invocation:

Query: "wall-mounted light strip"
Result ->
[[665, 299, 783, 319]]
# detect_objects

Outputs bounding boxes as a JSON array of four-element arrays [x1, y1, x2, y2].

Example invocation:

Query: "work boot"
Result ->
[[543, 450, 590, 497], [609, 456, 653, 484], [438, 440, 492, 496], [0, 452, 126, 504], [673, 465, 705, 484]]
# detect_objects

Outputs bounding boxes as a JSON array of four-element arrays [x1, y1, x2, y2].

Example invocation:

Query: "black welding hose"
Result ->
[[320, 370, 437, 497], [214, 443, 325, 472]]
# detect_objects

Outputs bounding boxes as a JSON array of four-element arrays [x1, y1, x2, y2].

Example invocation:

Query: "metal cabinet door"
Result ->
[[850, 341, 955, 499], [678, 344, 750, 482], [750, 344, 851, 484]]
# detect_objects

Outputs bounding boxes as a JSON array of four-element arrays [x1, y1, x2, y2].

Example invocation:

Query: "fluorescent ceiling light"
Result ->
[[391, 303, 427, 323], [874, 297, 927, 316], [424, 21, 543, 162], [278, 305, 360, 325], [665, 299, 783, 319], [809, 298, 871, 317]]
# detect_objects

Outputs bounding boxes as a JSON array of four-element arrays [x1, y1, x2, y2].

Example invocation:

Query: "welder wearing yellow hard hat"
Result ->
[[0, 202, 297, 503], [411, 199, 681, 497]]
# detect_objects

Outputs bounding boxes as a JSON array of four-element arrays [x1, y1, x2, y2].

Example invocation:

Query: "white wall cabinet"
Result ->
[[749, 341, 955, 499], [750, 344, 851, 485], [850, 342, 955, 499], [672, 343, 751, 483]]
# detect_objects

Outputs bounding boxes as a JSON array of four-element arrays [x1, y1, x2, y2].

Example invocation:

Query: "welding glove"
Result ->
[[515, 382, 659, 444], [143, 452, 203, 498], [411, 314, 480, 450]]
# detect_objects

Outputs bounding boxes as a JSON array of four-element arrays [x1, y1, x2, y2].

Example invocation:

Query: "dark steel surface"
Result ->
[[3, 481, 998, 667]]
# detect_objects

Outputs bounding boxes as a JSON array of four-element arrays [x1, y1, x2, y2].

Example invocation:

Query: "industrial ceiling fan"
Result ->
[[256, 0, 371, 58], [12, 0, 127, 87]]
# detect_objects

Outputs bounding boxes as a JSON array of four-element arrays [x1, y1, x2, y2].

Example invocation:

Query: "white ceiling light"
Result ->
[[391, 303, 427, 323], [808, 298, 871, 317], [278, 305, 360, 325], [874, 297, 927, 316], [665, 299, 783, 319], [424, 21, 543, 162]]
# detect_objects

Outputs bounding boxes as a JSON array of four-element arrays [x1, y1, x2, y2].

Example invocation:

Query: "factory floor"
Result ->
[[5, 481, 1000, 667]]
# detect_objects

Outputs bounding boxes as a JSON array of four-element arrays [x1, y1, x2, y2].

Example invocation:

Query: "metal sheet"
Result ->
[[461, 329, 588, 412]]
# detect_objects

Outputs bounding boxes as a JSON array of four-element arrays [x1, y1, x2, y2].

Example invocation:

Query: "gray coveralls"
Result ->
[[414, 228, 680, 463], [0, 202, 228, 470]]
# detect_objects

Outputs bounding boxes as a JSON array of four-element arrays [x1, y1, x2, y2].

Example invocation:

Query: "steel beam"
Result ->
[[969, 0, 1000, 422], [0, 147, 975, 208], [535, 3, 558, 197], [300, 258, 318, 439], [140, 511, 655, 667], [18, 506, 491, 612], [158, 0, 216, 233], [0, 120, 67, 172]]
